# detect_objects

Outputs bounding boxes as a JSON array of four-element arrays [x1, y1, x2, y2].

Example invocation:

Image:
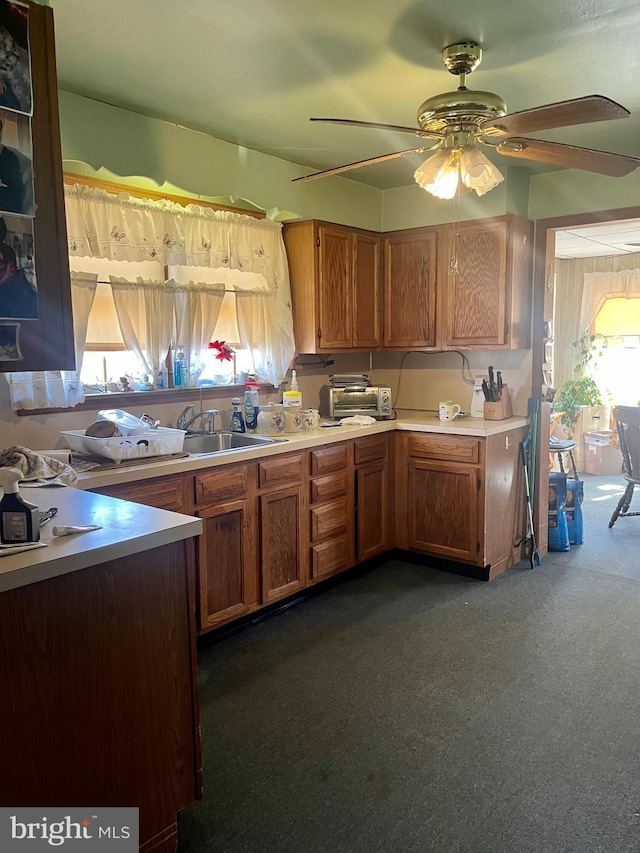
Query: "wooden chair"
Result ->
[[609, 406, 640, 528]]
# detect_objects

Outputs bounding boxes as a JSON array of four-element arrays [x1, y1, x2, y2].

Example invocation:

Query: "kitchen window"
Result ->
[[7, 180, 295, 411]]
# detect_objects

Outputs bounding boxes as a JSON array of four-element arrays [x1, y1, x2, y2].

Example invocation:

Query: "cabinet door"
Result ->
[[407, 460, 482, 563], [198, 499, 259, 630], [383, 227, 439, 348], [356, 460, 388, 561], [260, 485, 305, 602], [442, 219, 508, 348], [352, 232, 380, 348], [318, 224, 352, 349]]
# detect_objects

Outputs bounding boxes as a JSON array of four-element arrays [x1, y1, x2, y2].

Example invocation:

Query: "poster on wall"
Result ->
[[0, 0, 32, 116], [0, 212, 36, 318], [0, 106, 33, 216], [0, 320, 21, 359]]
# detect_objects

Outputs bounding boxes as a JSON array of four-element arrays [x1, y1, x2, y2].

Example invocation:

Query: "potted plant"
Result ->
[[552, 376, 604, 437]]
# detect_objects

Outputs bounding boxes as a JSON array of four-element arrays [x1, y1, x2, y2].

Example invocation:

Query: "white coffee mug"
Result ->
[[439, 400, 461, 421]]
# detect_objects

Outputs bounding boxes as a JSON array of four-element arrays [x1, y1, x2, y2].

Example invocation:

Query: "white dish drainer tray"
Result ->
[[61, 428, 186, 463]]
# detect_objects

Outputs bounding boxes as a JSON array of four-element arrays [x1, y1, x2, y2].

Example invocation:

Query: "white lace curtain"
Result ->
[[110, 276, 224, 377], [65, 183, 295, 386], [7, 272, 98, 410]]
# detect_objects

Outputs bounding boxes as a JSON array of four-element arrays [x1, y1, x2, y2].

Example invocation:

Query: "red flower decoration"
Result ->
[[208, 340, 235, 362]]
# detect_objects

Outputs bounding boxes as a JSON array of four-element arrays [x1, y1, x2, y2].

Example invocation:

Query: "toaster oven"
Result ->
[[319, 384, 394, 420]]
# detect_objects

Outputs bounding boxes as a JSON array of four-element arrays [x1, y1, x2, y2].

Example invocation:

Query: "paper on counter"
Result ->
[[339, 415, 377, 426]]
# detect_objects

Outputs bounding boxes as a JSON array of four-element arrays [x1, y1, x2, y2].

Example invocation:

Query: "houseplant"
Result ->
[[552, 376, 603, 436]]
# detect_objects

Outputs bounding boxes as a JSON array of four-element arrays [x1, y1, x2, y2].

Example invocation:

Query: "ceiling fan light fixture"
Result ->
[[414, 149, 461, 199], [460, 145, 504, 196]]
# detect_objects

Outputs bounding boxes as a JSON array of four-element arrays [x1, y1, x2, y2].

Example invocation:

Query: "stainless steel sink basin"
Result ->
[[184, 431, 284, 455]]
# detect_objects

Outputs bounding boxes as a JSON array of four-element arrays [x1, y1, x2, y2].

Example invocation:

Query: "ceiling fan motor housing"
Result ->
[[417, 89, 507, 135]]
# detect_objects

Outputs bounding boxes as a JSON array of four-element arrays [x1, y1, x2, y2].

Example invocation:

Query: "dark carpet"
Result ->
[[179, 474, 640, 853]]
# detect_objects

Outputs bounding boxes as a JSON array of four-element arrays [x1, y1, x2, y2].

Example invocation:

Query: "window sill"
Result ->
[[17, 384, 274, 417]]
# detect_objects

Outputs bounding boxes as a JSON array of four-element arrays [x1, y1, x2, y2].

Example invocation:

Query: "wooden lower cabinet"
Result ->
[[260, 485, 306, 602], [197, 498, 259, 630], [96, 473, 187, 512], [356, 459, 389, 561], [396, 429, 526, 579]]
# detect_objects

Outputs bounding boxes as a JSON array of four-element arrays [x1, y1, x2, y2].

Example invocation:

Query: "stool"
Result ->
[[549, 435, 579, 480]]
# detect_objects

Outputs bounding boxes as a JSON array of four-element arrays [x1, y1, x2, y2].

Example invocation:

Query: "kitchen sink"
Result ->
[[183, 431, 285, 455]]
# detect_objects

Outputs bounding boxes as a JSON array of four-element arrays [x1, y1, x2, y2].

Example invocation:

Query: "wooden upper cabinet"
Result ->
[[382, 226, 440, 349], [441, 215, 533, 350], [283, 220, 381, 353], [0, 4, 74, 373]]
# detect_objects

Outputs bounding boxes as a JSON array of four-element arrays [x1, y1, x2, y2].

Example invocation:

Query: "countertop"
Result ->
[[72, 412, 530, 490], [0, 487, 202, 593]]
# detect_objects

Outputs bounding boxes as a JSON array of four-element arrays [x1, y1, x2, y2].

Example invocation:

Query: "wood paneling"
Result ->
[[0, 542, 200, 852]]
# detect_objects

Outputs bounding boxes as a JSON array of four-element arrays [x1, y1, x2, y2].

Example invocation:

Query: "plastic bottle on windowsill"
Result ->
[[174, 347, 186, 387], [243, 381, 261, 433]]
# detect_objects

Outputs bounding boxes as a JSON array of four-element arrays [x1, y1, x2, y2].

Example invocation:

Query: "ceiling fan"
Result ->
[[292, 42, 640, 198]]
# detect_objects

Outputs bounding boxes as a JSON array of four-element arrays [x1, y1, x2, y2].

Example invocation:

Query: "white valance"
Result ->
[[581, 270, 640, 333]]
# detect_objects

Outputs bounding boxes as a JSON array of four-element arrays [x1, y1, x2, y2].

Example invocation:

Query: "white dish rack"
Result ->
[[61, 428, 186, 463]]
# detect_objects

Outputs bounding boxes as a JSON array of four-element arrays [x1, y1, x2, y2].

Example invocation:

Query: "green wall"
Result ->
[[60, 90, 638, 232]]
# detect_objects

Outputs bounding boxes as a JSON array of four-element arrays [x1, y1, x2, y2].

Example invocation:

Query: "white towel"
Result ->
[[0, 445, 77, 487]]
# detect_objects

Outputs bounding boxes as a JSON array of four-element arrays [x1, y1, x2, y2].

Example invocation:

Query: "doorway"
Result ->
[[532, 206, 640, 552]]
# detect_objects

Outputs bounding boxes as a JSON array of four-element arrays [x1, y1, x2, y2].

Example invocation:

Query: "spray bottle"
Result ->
[[0, 467, 40, 544]]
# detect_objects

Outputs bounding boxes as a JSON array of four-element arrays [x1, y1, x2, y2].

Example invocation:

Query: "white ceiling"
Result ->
[[555, 221, 640, 259], [48, 0, 640, 190]]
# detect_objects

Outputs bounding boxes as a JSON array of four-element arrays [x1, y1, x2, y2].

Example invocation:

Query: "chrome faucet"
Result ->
[[176, 404, 195, 431], [180, 408, 219, 435]]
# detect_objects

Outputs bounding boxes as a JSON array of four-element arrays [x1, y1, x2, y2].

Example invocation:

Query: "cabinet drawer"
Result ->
[[354, 434, 387, 465], [408, 433, 481, 464], [310, 471, 348, 505], [258, 453, 304, 489], [310, 497, 348, 543], [195, 465, 250, 505], [311, 536, 351, 580], [98, 477, 185, 512], [310, 443, 349, 475]]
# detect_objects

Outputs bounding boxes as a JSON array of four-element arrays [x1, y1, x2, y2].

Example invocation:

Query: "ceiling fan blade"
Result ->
[[310, 117, 442, 141], [481, 96, 629, 137], [292, 148, 436, 184], [497, 137, 640, 177]]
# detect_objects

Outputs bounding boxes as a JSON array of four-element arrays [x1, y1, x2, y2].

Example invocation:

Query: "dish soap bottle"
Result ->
[[174, 346, 186, 387], [243, 380, 261, 433], [230, 398, 246, 433], [0, 467, 40, 544], [282, 369, 303, 407]]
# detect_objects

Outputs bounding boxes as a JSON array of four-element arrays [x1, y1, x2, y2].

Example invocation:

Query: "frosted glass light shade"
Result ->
[[414, 150, 460, 199], [460, 145, 504, 196], [415, 144, 505, 199]]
